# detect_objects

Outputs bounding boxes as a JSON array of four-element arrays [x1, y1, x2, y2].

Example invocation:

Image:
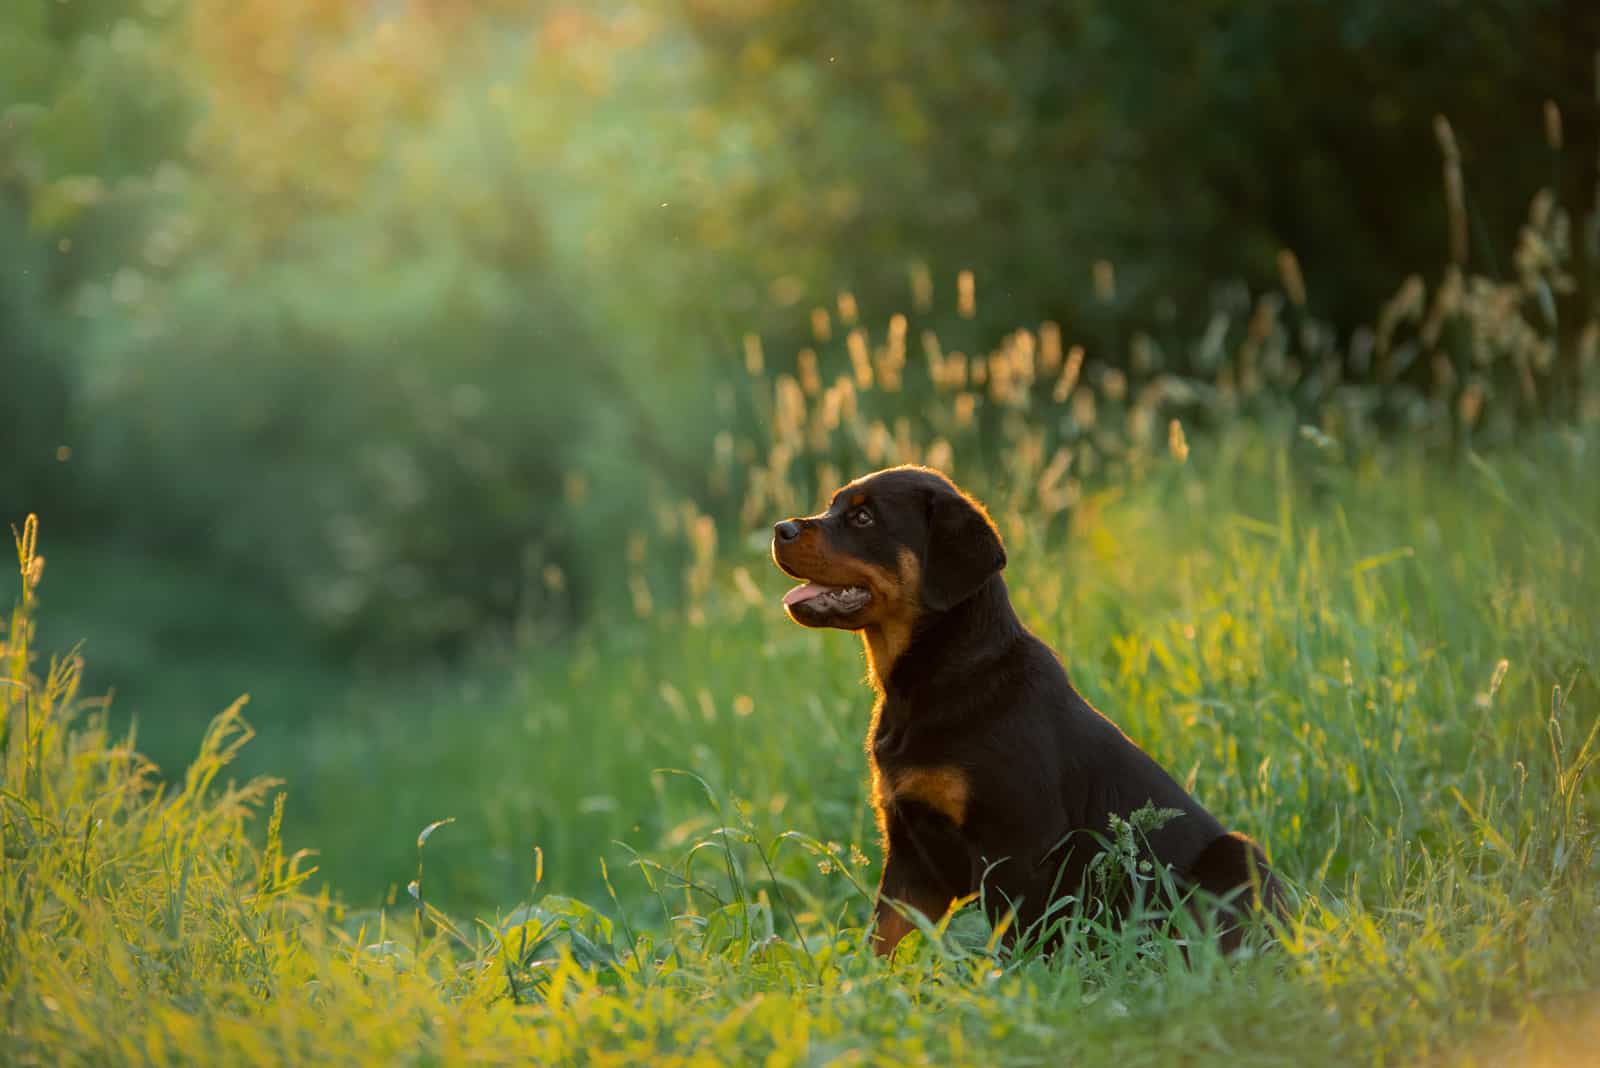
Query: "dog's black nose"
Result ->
[[774, 520, 802, 542]]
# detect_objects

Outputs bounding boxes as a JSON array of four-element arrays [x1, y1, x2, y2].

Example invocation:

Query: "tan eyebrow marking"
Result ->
[[851, 493, 867, 506]]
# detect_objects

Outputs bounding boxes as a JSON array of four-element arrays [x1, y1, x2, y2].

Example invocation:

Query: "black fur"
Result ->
[[774, 466, 1286, 954]]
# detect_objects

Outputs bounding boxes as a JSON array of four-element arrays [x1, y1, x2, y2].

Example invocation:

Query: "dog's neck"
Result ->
[[865, 573, 1023, 702], [862, 616, 917, 691]]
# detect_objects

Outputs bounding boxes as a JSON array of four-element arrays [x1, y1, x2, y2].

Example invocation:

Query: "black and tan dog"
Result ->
[[772, 465, 1284, 956]]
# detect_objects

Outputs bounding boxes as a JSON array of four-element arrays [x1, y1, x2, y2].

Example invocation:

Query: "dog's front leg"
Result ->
[[872, 864, 950, 956], [871, 808, 972, 956]]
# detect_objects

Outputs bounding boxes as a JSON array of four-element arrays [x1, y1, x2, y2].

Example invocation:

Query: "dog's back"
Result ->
[[933, 620, 1280, 943]]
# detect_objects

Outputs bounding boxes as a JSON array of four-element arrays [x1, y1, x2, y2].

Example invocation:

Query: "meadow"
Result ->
[[7, 5, 1600, 1064], [5, 362, 1598, 1063]]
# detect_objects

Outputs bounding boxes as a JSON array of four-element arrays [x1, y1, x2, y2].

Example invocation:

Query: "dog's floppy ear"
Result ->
[[922, 485, 1006, 612]]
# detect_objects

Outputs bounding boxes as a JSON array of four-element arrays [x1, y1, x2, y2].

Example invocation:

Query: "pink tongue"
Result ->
[[783, 582, 831, 607]]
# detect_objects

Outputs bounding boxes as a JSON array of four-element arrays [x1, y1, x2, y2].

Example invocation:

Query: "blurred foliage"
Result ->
[[681, 0, 1600, 336], [0, 213, 70, 519], [2, 0, 1598, 655], [64, 2, 659, 650], [1, 0, 188, 523], [700, 172, 1599, 562]]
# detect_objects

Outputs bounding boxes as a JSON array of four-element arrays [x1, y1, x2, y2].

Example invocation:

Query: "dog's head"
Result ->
[[770, 465, 1006, 631]]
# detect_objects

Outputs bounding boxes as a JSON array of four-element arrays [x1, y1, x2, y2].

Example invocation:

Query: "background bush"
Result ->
[[2, 0, 1598, 658], [680, 2, 1600, 337]]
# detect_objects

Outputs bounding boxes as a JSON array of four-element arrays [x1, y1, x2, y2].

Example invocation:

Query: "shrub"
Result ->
[[62, 4, 702, 651]]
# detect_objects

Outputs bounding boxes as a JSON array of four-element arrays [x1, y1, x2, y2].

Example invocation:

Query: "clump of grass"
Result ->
[[2, 517, 310, 1056], [6, 400, 1600, 1065]]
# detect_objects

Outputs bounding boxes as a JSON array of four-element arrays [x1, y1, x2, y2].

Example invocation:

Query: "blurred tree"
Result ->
[[1, 0, 188, 524], [67, 0, 718, 650], [0, 213, 71, 518], [678, 0, 1600, 339], [6, 0, 1597, 658]]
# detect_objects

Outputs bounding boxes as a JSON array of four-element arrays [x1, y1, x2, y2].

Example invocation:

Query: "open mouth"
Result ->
[[782, 582, 872, 617]]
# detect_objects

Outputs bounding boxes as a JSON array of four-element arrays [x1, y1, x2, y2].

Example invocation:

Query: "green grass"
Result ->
[[29, 541, 357, 777], [4, 425, 1597, 1065]]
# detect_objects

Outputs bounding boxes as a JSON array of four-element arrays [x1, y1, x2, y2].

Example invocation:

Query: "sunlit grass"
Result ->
[[7, 4, 1600, 1060], [11, 236, 1600, 1061], [4, 409, 1596, 1063]]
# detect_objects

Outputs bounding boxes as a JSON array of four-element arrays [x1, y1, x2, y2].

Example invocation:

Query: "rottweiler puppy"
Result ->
[[771, 465, 1285, 956]]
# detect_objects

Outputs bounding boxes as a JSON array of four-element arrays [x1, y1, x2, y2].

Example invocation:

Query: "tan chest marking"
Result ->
[[875, 764, 971, 828]]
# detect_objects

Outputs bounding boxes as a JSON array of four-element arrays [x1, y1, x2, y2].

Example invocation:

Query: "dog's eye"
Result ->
[[848, 507, 874, 528]]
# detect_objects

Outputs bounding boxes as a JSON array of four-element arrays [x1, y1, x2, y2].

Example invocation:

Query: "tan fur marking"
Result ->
[[872, 885, 956, 956], [861, 549, 922, 689], [886, 765, 970, 827], [851, 492, 867, 506], [773, 530, 896, 603], [772, 528, 920, 689], [872, 904, 915, 956]]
